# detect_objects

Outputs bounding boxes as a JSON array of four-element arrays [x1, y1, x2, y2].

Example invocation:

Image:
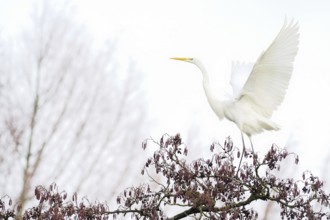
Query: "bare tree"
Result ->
[[0, 0, 147, 211]]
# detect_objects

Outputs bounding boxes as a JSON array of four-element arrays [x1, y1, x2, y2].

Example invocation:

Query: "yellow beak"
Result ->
[[170, 57, 192, 61]]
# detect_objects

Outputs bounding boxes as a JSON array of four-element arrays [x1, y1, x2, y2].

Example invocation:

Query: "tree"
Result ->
[[1, 134, 329, 219], [0, 0, 147, 211]]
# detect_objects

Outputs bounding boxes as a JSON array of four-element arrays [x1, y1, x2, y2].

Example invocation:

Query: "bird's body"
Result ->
[[200, 62, 280, 137], [171, 19, 299, 143]]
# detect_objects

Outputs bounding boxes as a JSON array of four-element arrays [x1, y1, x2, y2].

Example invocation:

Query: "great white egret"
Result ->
[[171, 20, 299, 152]]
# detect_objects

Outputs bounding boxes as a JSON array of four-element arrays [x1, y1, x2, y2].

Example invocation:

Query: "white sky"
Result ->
[[1, 0, 330, 176]]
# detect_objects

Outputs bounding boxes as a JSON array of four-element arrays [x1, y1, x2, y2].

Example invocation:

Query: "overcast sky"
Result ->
[[1, 0, 330, 176]]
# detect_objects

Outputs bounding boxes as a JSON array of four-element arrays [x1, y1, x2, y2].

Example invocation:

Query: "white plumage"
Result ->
[[171, 19, 299, 147]]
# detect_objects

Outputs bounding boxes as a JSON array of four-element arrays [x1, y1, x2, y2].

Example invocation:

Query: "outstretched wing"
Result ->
[[237, 19, 299, 118]]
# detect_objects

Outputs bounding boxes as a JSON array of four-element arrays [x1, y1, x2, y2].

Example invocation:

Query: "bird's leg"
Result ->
[[248, 136, 260, 166], [249, 136, 254, 153], [236, 132, 246, 176], [241, 131, 246, 152]]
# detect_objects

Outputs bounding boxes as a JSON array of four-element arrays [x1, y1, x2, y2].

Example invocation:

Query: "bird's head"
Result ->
[[171, 57, 206, 74]]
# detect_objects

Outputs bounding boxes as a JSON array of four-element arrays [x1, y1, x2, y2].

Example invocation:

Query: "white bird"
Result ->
[[171, 20, 299, 152]]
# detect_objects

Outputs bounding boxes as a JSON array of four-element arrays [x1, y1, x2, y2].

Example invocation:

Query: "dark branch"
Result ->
[[1, 134, 330, 220]]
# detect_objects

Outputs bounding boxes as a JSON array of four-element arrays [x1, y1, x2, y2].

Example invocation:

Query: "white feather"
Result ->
[[238, 20, 299, 119], [171, 19, 299, 137]]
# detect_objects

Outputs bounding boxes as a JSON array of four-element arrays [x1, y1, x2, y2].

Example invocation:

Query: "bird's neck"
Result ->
[[194, 61, 213, 102], [193, 59, 226, 119], [201, 72, 225, 120], [202, 77, 216, 103], [194, 60, 212, 87]]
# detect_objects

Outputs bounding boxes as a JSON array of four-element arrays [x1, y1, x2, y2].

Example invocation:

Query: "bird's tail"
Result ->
[[261, 119, 280, 131]]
